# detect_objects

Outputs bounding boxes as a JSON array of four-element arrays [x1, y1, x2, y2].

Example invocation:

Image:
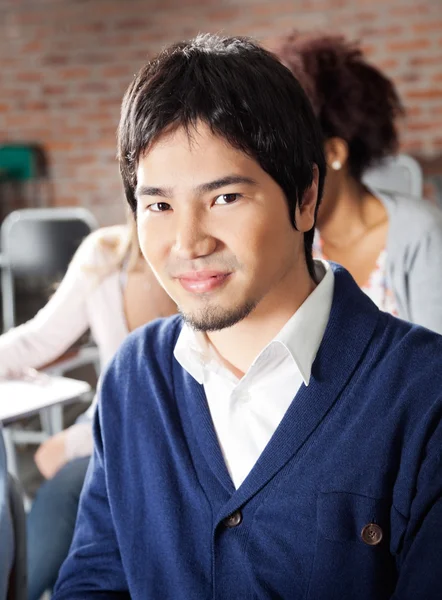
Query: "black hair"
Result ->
[[118, 33, 326, 277]]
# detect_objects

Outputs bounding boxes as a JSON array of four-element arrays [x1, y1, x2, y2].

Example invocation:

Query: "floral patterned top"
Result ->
[[313, 233, 399, 316]]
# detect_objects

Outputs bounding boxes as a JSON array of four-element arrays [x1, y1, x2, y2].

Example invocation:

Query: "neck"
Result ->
[[317, 178, 383, 248], [206, 261, 316, 378]]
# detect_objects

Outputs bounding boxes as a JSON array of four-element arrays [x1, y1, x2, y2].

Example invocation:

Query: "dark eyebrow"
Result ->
[[135, 175, 257, 200], [135, 185, 171, 199], [195, 175, 257, 194]]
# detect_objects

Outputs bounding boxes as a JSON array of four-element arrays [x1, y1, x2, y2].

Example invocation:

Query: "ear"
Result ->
[[324, 137, 349, 171], [295, 164, 319, 232]]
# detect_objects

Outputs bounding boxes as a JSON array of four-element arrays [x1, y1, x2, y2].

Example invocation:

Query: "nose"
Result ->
[[172, 208, 217, 260]]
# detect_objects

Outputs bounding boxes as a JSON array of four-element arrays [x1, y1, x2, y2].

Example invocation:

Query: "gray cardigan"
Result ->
[[378, 189, 442, 334]]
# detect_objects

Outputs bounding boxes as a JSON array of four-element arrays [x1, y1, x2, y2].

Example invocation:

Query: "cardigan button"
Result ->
[[361, 523, 383, 546], [223, 510, 243, 528]]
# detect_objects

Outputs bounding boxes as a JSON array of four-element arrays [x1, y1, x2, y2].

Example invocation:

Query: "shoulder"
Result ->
[[73, 224, 129, 272], [375, 311, 442, 389], [380, 191, 442, 240], [120, 313, 183, 355], [90, 224, 129, 250], [102, 314, 184, 385], [360, 313, 442, 457], [376, 314, 442, 457], [97, 315, 183, 427]]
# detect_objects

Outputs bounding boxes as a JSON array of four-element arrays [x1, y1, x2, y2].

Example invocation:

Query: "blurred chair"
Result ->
[[0, 208, 99, 452], [6, 473, 27, 600], [1, 207, 97, 331], [363, 153, 423, 198]]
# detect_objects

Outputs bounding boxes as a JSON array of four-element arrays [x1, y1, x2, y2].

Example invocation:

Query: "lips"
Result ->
[[177, 271, 231, 293]]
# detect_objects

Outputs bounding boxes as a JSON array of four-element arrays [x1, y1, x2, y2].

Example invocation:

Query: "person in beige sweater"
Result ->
[[0, 214, 176, 600]]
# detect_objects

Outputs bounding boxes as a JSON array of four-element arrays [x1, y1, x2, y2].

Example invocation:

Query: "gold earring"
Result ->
[[331, 160, 342, 171]]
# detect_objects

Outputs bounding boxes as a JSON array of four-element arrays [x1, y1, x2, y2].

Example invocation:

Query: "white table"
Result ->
[[0, 375, 90, 476]]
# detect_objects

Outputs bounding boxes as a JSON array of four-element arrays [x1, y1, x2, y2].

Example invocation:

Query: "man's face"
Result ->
[[136, 123, 316, 332]]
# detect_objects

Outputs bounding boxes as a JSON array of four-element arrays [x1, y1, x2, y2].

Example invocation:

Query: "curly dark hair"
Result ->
[[276, 33, 405, 181]]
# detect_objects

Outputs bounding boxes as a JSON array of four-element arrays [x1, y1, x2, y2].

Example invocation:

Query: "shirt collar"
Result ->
[[174, 323, 214, 385], [273, 259, 334, 384], [174, 259, 334, 386]]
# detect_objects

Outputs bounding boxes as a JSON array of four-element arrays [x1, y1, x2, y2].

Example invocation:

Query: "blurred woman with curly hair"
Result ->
[[276, 33, 442, 333]]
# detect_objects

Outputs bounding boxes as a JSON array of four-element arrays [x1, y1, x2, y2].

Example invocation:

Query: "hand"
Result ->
[[34, 430, 69, 479]]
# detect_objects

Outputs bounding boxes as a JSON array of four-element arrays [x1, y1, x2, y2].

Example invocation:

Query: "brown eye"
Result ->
[[148, 202, 171, 212], [214, 193, 240, 205]]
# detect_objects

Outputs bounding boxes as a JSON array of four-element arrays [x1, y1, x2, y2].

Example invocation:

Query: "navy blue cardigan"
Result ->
[[54, 265, 442, 599]]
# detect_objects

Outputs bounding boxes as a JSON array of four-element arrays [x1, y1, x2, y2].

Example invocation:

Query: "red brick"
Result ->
[[42, 55, 70, 66], [76, 53, 115, 65], [114, 18, 150, 30], [58, 67, 91, 80], [206, 7, 245, 19], [78, 82, 112, 94], [64, 127, 90, 137], [413, 21, 442, 33], [401, 138, 425, 153], [390, 5, 430, 17], [18, 101, 49, 111], [12, 12, 45, 25], [409, 55, 442, 67], [101, 65, 132, 78], [42, 85, 68, 95], [70, 22, 107, 34], [406, 89, 442, 100], [16, 71, 44, 82], [21, 39, 43, 52], [55, 196, 81, 206], [407, 121, 442, 132], [351, 11, 378, 21], [397, 72, 421, 84], [360, 44, 377, 58], [357, 25, 404, 38], [375, 58, 399, 71], [101, 34, 134, 47], [65, 155, 98, 165], [423, 181, 437, 201], [387, 39, 431, 52], [0, 58, 20, 68], [406, 106, 424, 118], [57, 100, 85, 109], [46, 141, 75, 152], [70, 182, 100, 193], [3, 115, 33, 128]]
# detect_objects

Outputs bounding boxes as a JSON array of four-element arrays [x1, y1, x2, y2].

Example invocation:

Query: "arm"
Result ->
[[407, 225, 442, 334], [34, 420, 93, 479], [35, 393, 96, 478], [52, 398, 129, 599], [0, 232, 101, 376]]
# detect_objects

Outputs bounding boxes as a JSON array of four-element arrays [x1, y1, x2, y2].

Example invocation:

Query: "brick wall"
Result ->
[[1, 0, 441, 224]]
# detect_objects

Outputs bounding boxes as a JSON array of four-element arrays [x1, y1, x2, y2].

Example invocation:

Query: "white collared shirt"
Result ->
[[174, 260, 335, 489]]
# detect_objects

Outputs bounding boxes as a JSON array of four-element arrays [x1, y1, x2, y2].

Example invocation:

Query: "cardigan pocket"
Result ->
[[307, 491, 397, 600]]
